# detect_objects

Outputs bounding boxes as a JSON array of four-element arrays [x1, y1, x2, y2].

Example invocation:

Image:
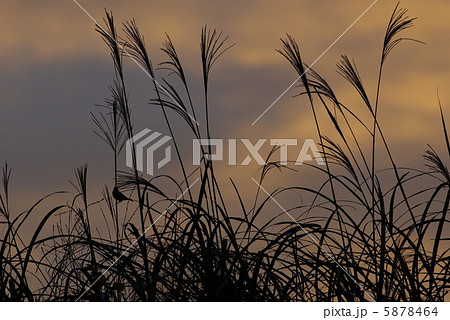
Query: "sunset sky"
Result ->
[[1, 0, 450, 214]]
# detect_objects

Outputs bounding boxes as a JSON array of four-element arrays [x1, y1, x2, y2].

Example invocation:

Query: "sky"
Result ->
[[1, 0, 450, 217]]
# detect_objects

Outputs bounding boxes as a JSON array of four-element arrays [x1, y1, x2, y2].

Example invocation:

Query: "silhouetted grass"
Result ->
[[0, 2, 449, 302]]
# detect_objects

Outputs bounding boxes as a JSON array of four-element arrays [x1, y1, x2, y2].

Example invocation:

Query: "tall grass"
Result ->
[[278, 3, 448, 301], [0, 3, 449, 301]]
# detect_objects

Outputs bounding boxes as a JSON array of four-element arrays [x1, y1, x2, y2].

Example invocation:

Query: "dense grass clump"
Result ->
[[1, 3, 449, 301]]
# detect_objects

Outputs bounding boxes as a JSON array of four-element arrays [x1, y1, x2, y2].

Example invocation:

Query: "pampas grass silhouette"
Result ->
[[0, 2, 449, 301]]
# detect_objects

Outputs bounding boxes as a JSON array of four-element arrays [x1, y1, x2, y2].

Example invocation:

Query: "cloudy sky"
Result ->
[[1, 0, 450, 214]]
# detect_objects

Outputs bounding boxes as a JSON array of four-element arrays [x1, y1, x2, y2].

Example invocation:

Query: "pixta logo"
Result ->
[[126, 128, 325, 176], [126, 129, 172, 175], [193, 139, 325, 166]]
